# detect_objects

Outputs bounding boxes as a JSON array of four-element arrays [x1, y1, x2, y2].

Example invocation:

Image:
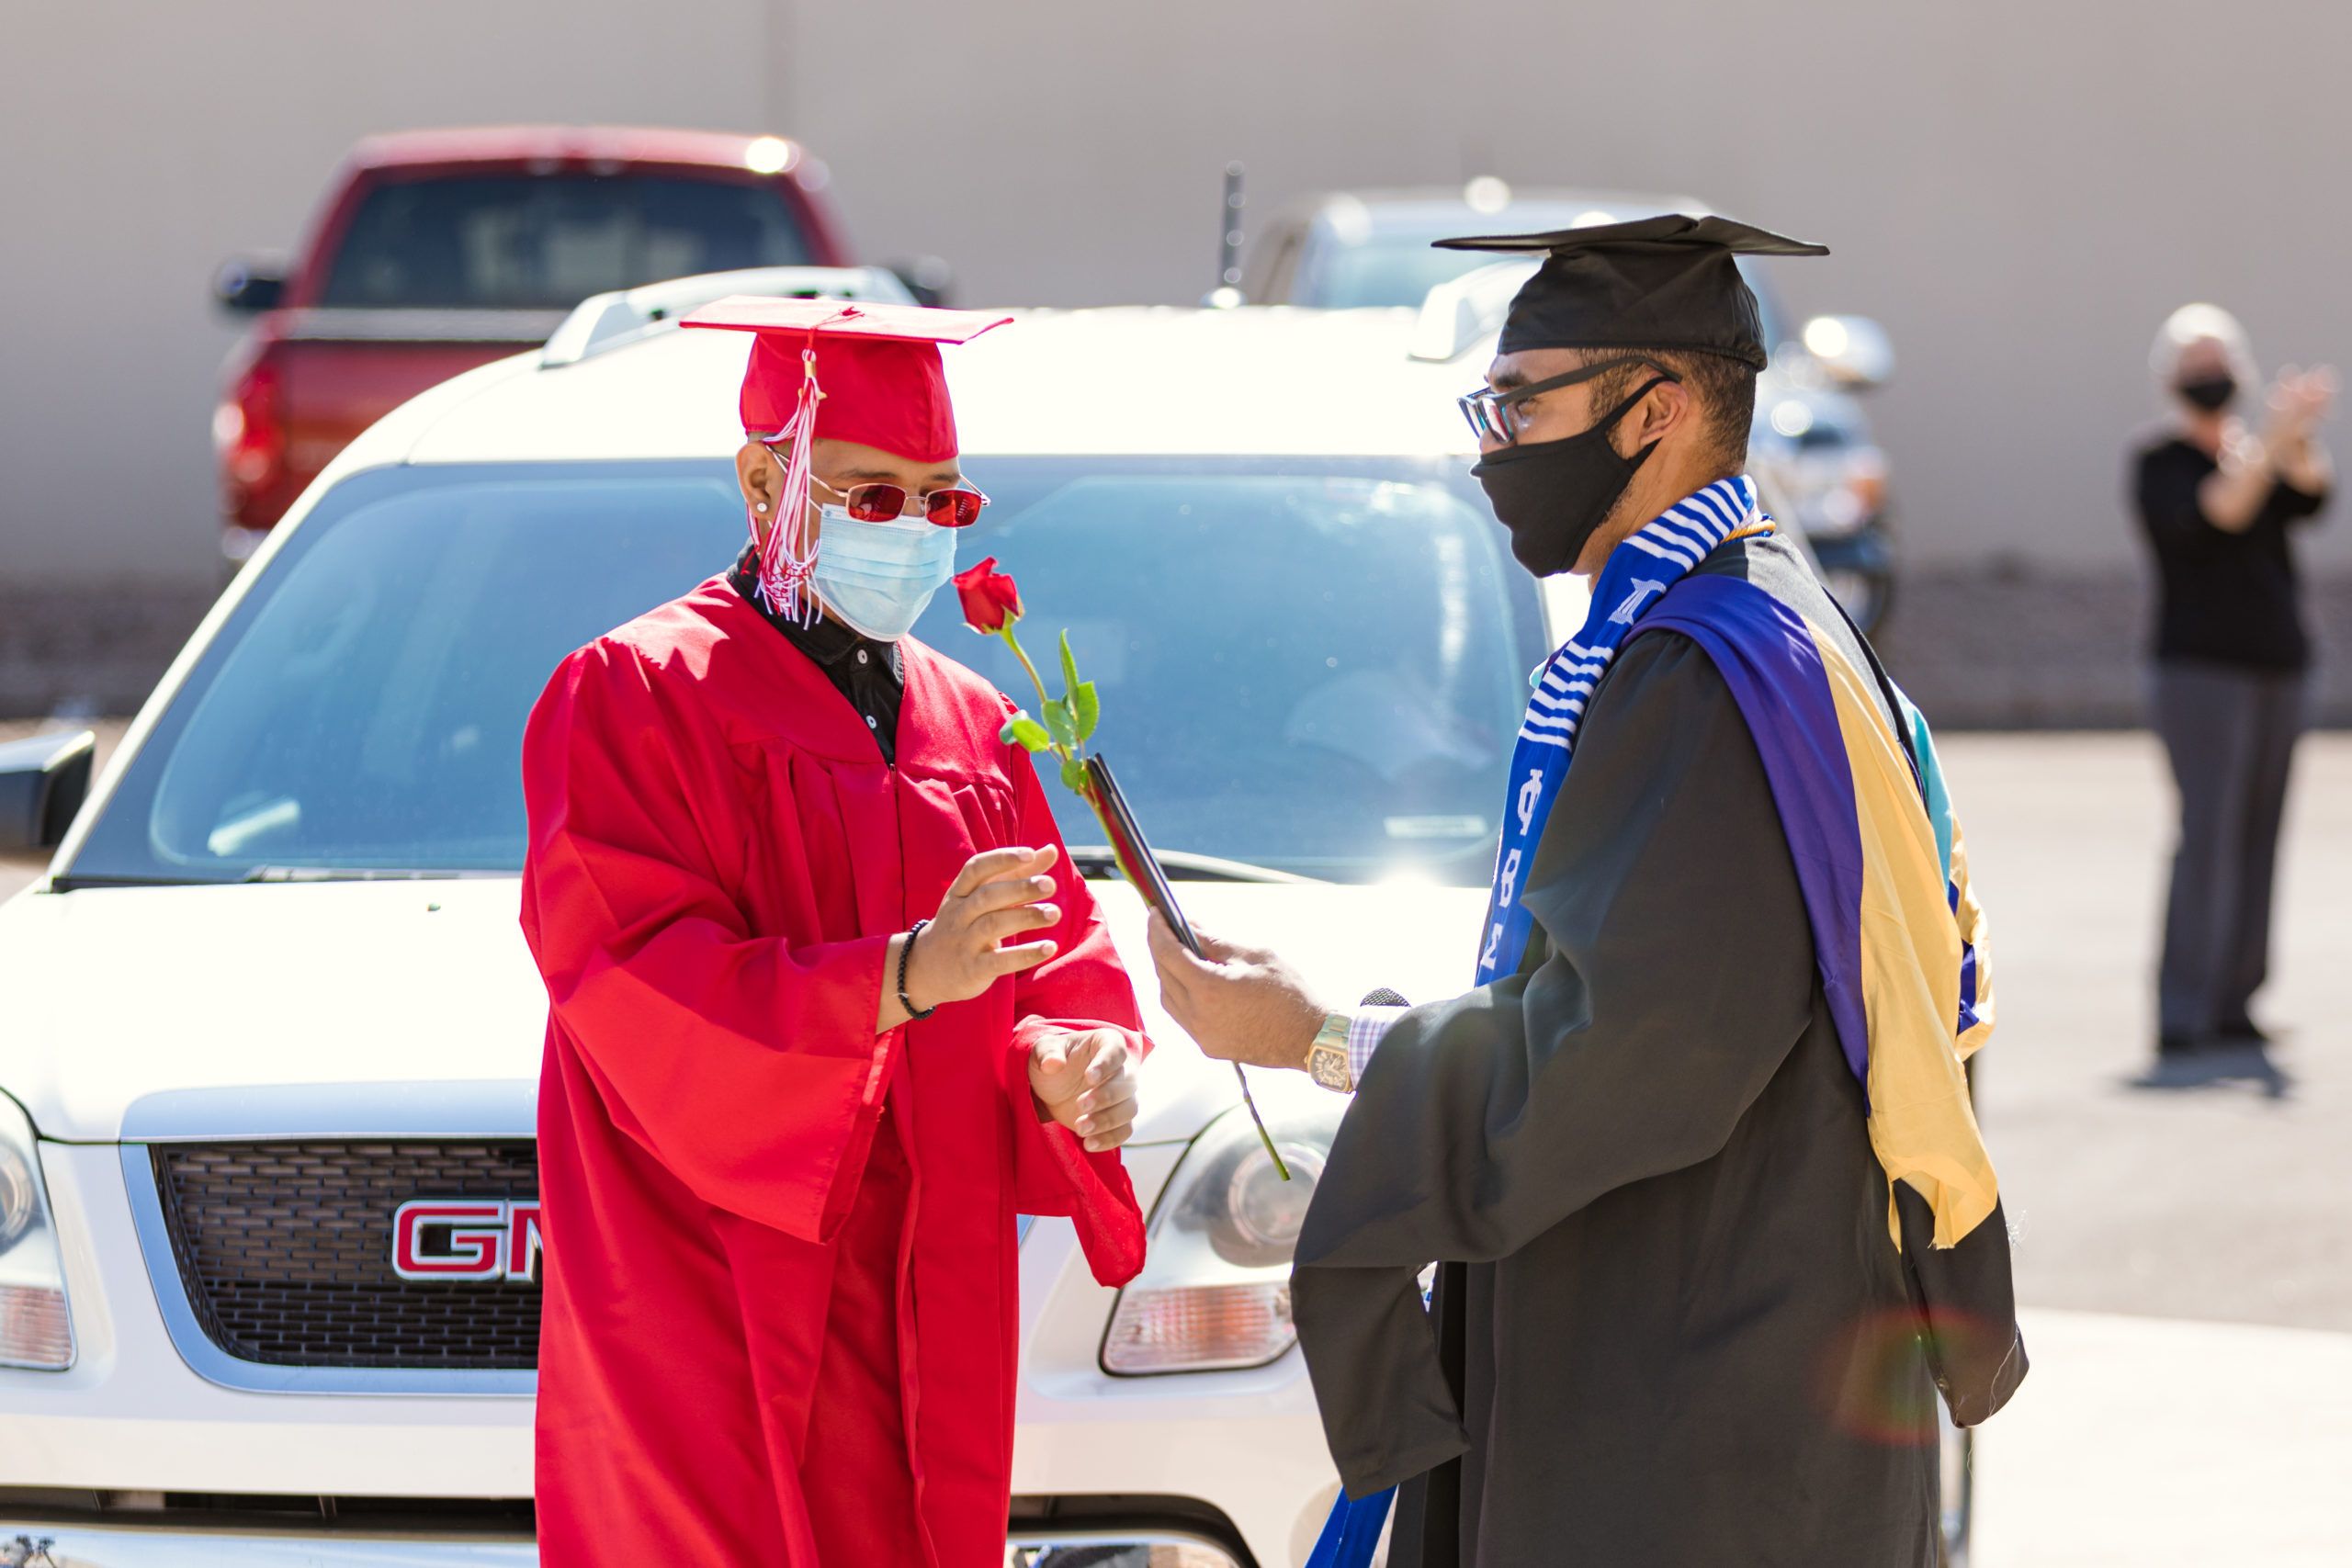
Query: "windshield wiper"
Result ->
[[1062, 846, 1319, 885], [48, 872, 229, 891], [48, 867, 492, 889], [240, 866, 489, 883]]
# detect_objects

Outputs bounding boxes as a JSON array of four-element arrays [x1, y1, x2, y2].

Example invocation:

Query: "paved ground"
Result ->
[[8, 724, 2351, 1562], [1942, 732, 2352, 1334], [1940, 733, 2352, 1564], [1976, 1307, 2352, 1566]]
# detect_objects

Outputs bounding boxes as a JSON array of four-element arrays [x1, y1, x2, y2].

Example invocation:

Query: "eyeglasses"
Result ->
[[817, 477, 990, 528], [1457, 355, 1680, 447]]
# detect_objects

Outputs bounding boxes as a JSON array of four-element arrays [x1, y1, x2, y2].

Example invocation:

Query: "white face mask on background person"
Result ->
[[808, 505, 960, 642]]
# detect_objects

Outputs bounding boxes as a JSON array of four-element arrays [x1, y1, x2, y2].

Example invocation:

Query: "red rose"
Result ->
[[954, 557, 1023, 634]]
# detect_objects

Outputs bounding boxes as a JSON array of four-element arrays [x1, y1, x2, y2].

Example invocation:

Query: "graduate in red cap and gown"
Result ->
[[519, 299, 1152, 1566]]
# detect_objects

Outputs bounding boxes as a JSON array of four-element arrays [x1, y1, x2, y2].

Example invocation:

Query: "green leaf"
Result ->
[[1072, 681, 1101, 742], [1041, 697, 1078, 750], [1059, 628, 1082, 697], [1059, 756, 1090, 795], [999, 711, 1052, 753]]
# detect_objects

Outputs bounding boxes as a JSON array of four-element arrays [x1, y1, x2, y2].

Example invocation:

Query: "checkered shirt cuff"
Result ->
[[1344, 1006, 1408, 1088]]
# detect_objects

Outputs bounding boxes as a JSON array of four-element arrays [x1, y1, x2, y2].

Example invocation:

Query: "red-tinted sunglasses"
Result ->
[[820, 479, 989, 528]]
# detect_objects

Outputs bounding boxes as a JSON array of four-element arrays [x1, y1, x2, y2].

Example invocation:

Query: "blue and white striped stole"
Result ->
[[1475, 474, 1767, 982]]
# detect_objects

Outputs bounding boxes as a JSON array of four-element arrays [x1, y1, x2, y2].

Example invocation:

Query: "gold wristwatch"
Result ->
[[1306, 1010, 1354, 1093]]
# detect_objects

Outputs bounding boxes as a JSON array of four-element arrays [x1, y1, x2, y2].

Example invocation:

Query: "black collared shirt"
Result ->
[[728, 547, 906, 761]]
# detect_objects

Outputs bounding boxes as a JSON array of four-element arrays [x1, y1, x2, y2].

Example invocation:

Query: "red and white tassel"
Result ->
[[752, 344, 824, 626]]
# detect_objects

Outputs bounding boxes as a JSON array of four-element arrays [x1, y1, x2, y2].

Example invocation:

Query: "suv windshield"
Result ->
[[1302, 211, 1784, 345], [1311, 233, 1503, 312], [64, 457, 1544, 887], [318, 175, 814, 310]]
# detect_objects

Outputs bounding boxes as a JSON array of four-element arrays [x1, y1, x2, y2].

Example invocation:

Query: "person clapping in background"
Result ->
[[2132, 304, 2335, 1063]]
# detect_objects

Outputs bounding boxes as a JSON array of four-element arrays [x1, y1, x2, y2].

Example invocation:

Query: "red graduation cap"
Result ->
[[678, 297, 1012, 621], [680, 296, 1012, 459]]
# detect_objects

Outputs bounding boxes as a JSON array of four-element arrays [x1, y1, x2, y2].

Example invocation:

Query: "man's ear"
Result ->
[[1633, 378, 1691, 448], [736, 440, 775, 512], [736, 441, 779, 546]]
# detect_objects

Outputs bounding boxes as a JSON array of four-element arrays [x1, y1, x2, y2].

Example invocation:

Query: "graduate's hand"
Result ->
[[895, 847, 1062, 1022], [1145, 912, 1327, 1073], [1028, 1028, 1142, 1152]]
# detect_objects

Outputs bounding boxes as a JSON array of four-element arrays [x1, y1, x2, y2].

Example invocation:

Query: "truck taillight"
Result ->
[[216, 361, 286, 492]]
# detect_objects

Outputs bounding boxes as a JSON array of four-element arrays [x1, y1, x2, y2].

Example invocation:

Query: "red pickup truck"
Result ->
[[212, 125, 861, 559]]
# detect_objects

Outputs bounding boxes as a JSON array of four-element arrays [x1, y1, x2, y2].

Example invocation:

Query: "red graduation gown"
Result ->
[[519, 577, 1149, 1566]]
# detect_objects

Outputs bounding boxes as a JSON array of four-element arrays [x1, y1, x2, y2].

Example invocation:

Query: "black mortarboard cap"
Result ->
[[1433, 213, 1828, 370]]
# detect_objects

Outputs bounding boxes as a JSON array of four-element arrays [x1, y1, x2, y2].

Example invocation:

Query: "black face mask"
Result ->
[[1471, 380, 1664, 576], [2177, 375, 2237, 413]]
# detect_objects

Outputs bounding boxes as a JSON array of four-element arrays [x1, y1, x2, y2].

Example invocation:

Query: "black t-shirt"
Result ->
[[726, 546, 905, 761], [2132, 435, 2329, 670]]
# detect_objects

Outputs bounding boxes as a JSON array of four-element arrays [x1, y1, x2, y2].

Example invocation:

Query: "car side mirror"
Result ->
[[1798, 314, 1894, 390], [0, 729, 96, 853], [887, 256, 954, 309], [214, 260, 287, 314]]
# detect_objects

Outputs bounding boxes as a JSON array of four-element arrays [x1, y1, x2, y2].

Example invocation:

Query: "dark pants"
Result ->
[[2152, 660, 2309, 1040]]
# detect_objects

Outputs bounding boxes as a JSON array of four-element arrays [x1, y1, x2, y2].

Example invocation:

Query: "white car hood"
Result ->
[[0, 876, 1490, 1145]]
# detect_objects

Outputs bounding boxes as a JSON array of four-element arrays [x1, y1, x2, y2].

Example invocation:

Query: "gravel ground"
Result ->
[[7, 566, 2352, 727]]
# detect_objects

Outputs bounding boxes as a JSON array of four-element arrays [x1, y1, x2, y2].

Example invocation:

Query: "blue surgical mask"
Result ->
[[808, 507, 958, 642]]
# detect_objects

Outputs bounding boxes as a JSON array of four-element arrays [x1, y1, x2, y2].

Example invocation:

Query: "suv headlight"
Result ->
[[1102, 1100, 1341, 1375], [0, 1094, 75, 1371]]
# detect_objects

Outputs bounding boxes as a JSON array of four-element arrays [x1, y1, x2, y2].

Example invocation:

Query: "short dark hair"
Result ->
[[1580, 348, 1755, 479]]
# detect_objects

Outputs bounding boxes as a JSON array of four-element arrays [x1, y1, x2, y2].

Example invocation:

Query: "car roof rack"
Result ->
[[541, 265, 917, 367], [1407, 259, 1540, 363]]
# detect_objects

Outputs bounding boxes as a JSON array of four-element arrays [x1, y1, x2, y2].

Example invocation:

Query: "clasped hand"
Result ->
[[1028, 1027, 1141, 1153], [2266, 364, 2338, 444]]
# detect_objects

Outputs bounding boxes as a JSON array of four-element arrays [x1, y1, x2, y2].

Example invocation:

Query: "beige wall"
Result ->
[[0, 0, 775, 584], [6, 0, 2348, 589]]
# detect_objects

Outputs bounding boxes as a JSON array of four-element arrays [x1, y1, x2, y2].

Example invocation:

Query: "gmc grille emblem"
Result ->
[[391, 1199, 543, 1283]]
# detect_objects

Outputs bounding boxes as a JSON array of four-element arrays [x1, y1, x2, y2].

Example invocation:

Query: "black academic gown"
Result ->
[[1292, 535, 2025, 1568]]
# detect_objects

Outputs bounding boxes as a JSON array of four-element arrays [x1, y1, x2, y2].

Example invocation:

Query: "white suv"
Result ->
[[0, 272, 1591, 1566]]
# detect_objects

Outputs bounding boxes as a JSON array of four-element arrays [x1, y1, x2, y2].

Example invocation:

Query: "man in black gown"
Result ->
[[1149, 217, 2026, 1566]]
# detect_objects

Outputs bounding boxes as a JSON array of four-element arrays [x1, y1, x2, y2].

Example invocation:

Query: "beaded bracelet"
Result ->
[[899, 919, 937, 1021]]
